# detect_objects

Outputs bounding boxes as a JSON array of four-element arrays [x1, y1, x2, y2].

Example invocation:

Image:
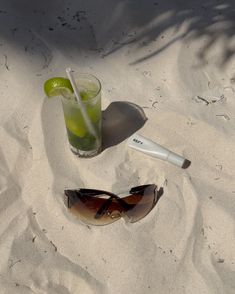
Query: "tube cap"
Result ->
[[167, 152, 190, 168], [166, 152, 185, 167]]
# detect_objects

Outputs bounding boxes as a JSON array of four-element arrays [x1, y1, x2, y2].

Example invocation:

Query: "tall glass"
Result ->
[[61, 73, 102, 157]]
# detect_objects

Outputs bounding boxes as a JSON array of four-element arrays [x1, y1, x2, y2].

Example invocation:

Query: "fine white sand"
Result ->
[[1, 0, 235, 293]]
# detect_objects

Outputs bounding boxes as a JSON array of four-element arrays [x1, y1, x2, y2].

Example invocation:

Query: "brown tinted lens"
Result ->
[[122, 185, 156, 222], [66, 193, 122, 226]]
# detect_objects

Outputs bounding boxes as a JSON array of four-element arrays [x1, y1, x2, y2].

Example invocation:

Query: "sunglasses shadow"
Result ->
[[101, 101, 147, 151]]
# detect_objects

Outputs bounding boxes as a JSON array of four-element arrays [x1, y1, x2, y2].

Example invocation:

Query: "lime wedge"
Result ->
[[65, 118, 86, 137], [44, 77, 74, 98]]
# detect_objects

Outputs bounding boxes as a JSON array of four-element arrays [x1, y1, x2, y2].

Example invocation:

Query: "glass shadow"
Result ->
[[101, 101, 147, 150]]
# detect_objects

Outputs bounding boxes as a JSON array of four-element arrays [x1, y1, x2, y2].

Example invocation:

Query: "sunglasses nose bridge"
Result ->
[[106, 210, 123, 219]]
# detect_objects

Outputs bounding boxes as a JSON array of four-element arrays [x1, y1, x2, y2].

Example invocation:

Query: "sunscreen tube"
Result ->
[[127, 133, 191, 169]]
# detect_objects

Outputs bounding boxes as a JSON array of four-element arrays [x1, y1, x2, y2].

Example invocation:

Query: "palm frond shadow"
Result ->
[[1, 0, 234, 67]]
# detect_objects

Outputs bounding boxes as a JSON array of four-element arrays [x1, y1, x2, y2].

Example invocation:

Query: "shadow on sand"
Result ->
[[102, 101, 147, 150], [0, 0, 234, 68]]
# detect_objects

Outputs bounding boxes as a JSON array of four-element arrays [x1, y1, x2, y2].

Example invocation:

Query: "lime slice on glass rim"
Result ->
[[44, 77, 74, 99], [44, 77, 87, 137]]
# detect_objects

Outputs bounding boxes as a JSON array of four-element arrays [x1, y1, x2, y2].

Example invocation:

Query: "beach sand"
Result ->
[[0, 0, 235, 293]]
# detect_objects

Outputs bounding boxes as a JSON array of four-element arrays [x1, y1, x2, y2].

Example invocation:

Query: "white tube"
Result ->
[[127, 133, 191, 169]]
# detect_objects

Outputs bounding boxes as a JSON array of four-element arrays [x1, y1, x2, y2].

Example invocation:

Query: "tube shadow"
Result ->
[[101, 101, 147, 150]]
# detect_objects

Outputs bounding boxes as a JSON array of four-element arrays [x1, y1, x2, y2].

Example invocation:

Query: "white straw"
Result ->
[[65, 68, 99, 141]]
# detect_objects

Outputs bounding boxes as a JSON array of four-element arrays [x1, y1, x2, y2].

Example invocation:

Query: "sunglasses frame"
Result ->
[[64, 184, 163, 224]]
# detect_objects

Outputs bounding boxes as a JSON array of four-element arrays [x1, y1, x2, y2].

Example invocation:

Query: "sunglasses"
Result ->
[[64, 184, 163, 225]]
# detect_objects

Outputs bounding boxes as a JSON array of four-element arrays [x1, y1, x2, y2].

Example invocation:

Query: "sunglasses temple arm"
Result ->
[[115, 197, 132, 210], [94, 196, 131, 219], [94, 197, 113, 219], [79, 189, 131, 211], [65, 190, 134, 218], [129, 185, 155, 194]]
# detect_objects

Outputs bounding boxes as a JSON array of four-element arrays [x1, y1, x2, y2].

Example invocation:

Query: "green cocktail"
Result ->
[[62, 74, 102, 157], [44, 73, 102, 157]]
